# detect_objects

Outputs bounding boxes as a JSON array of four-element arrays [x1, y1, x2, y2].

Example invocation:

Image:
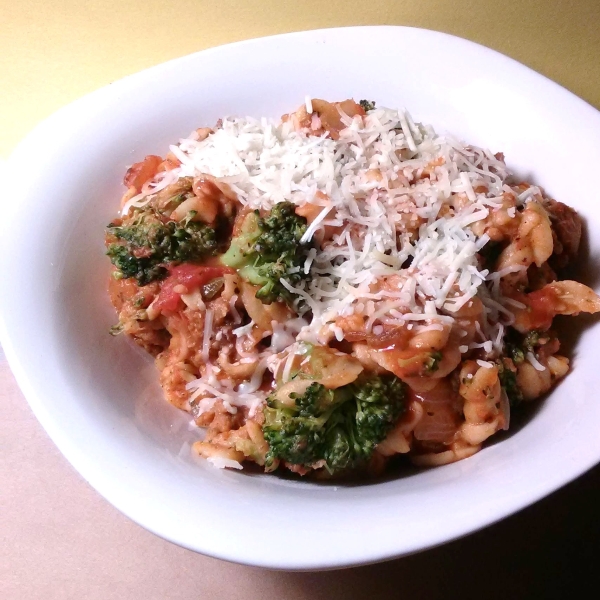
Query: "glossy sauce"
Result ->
[[410, 378, 462, 444]]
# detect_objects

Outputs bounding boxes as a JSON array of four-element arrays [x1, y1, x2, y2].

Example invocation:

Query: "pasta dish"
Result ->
[[105, 98, 600, 476]]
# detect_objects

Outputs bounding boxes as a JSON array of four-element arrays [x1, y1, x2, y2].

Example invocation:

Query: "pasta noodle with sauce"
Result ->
[[105, 98, 600, 477]]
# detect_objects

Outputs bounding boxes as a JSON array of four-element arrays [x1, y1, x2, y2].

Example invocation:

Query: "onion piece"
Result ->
[[499, 388, 511, 431]]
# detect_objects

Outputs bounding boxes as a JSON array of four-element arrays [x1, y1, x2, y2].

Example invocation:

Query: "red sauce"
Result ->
[[154, 264, 234, 313], [123, 155, 162, 191]]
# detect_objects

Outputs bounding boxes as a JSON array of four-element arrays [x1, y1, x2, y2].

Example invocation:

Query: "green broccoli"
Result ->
[[497, 327, 547, 406], [106, 244, 166, 285], [497, 358, 523, 406], [106, 208, 218, 285], [423, 351, 443, 374], [359, 99, 376, 112], [508, 345, 525, 365], [262, 374, 406, 474], [220, 201, 312, 304], [498, 329, 551, 407]]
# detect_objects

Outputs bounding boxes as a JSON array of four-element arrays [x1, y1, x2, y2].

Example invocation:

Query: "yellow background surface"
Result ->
[[1, 0, 600, 159]]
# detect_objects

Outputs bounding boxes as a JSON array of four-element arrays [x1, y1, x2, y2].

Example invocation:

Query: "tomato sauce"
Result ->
[[154, 264, 234, 313]]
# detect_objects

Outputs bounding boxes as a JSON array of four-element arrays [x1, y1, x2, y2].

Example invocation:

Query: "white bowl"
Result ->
[[2, 26, 600, 570]]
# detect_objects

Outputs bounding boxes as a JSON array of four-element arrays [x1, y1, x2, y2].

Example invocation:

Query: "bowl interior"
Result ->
[[2, 26, 600, 569]]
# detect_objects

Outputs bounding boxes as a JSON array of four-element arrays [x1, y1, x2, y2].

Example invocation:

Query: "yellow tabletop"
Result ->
[[2, 2, 600, 599]]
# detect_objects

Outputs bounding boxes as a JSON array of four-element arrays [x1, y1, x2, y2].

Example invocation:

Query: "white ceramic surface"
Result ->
[[1, 26, 600, 570]]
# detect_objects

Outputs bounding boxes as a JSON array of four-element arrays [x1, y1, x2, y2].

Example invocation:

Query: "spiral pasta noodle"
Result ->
[[106, 98, 600, 476]]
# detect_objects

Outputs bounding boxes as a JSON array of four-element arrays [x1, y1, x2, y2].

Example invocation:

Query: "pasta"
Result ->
[[105, 98, 600, 477]]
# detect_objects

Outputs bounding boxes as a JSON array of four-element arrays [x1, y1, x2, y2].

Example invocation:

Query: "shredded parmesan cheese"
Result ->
[[163, 103, 527, 421], [527, 352, 547, 372]]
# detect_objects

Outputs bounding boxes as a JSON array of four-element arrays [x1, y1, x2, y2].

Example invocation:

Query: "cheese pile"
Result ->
[[125, 102, 526, 412]]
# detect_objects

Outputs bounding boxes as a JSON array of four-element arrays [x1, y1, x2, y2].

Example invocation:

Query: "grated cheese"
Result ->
[[206, 456, 244, 470], [202, 309, 214, 363], [161, 103, 528, 418], [476, 360, 495, 369], [527, 352, 547, 372]]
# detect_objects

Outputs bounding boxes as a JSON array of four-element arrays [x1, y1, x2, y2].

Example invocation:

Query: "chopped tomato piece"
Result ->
[[123, 155, 163, 191], [156, 158, 180, 172], [154, 264, 234, 313], [526, 287, 557, 330]]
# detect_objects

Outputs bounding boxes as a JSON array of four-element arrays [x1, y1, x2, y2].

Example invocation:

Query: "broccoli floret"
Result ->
[[497, 328, 547, 405], [294, 382, 338, 417], [221, 201, 312, 304], [359, 99, 376, 112], [262, 374, 406, 474], [509, 345, 526, 365], [423, 351, 443, 374], [262, 384, 333, 467], [503, 329, 547, 367], [106, 244, 168, 285], [106, 209, 217, 285], [523, 330, 543, 353], [497, 359, 523, 406]]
